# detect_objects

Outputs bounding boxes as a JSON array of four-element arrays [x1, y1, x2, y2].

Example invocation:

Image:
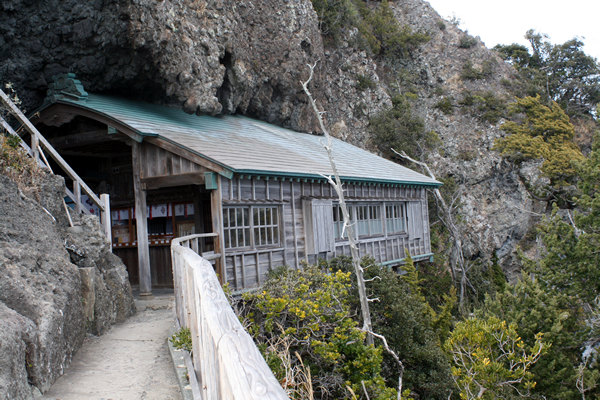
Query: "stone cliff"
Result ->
[[1, 1, 544, 288], [0, 173, 135, 399]]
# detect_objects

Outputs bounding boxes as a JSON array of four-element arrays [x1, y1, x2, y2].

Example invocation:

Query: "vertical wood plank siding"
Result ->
[[222, 176, 431, 290], [140, 142, 206, 178]]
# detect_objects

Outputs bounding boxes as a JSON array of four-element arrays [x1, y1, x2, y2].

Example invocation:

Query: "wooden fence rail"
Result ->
[[171, 233, 288, 400], [0, 89, 111, 242]]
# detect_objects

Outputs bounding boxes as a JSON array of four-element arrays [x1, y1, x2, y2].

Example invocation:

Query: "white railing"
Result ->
[[0, 89, 111, 242], [171, 233, 288, 400]]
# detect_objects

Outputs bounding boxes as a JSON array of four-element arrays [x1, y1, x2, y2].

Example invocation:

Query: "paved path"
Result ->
[[41, 304, 181, 400]]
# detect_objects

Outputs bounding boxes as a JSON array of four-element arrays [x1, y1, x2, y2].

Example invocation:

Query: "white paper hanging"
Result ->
[[152, 204, 168, 218], [174, 203, 194, 216], [81, 195, 100, 216]]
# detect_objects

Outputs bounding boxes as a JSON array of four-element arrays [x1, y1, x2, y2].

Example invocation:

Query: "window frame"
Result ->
[[333, 201, 408, 242], [223, 204, 282, 250]]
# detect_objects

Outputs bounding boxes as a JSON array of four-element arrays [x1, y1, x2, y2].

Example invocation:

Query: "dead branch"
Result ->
[[302, 61, 373, 345], [391, 148, 466, 297], [365, 329, 404, 400]]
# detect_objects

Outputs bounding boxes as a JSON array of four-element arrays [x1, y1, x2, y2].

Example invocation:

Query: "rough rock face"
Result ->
[[0, 0, 327, 131], [1, 0, 547, 274], [0, 174, 135, 399]]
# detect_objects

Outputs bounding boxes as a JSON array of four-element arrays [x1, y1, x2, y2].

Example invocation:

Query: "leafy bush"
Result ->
[[458, 35, 477, 49], [445, 316, 546, 399], [331, 256, 455, 399], [370, 94, 440, 160], [243, 264, 395, 399], [356, 74, 375, 91], [459, 91, 507, 124], [494, 95, 584, 187], [434, 97, 454, 115], [170, 327, 193, 354], [461, 60, 495, 80], [478, 274, 583, 399], [310, 0, 430, 57]]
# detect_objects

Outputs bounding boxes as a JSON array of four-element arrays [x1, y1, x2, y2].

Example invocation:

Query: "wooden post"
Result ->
[[32, 130, 39, 164], [74, 180, 82, 214], [193, 187, 203, 235], [210, 175, 226, 284], [100, 194, 112, 251], [132, 142, 153, 298]]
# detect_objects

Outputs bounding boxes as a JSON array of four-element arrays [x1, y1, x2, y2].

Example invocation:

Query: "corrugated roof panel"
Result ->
[[56, 94, 441, 186]]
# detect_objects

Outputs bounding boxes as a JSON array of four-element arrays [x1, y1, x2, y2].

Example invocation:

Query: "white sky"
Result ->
[[424, 0, 600, 61]]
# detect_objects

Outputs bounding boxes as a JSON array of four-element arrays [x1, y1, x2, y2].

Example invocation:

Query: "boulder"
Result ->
[[0, 174, 135, 398]]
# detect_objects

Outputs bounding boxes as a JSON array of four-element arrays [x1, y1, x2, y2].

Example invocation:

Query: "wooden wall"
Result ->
[[140, 142, 207, 178], [220, 175, 431, 290]]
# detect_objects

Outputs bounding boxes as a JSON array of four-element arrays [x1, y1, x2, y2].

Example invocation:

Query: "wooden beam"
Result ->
[[132, 141, 152, 296], [141, 172, 205, 190], [47, 129, 115, 149], [145, 137, 233, 179], [210, 175, 226, 284], [32, 104, 144, 143]]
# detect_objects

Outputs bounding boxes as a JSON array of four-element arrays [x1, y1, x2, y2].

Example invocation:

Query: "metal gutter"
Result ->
[[233, 170, 443, 187], [380, 253, 434, 266]]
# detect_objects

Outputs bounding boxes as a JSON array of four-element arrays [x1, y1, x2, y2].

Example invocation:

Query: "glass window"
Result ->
[[223, 207, 250, 249], [356, 204, 382, 236], [223, 206, 279, 249], [386, 203, 406, 233], [333, 204, 353, 239]]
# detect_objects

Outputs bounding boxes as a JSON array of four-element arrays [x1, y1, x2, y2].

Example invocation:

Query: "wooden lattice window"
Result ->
[[223, 207, 251, 249], [333, 204, 353, 239], [223, 206, 280, 249], [385, 203, 406, 234], [253, 206, 280, 247], [356, 204, 382, 237]]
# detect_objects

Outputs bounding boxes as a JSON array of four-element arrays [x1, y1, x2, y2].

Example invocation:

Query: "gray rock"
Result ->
[[0, 174, 135, 398]]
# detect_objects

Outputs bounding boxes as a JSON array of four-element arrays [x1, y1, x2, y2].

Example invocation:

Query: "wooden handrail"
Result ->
[[0, 90, 104, 211], [1, 89, 111, 242], [171, 235, 289, 400]]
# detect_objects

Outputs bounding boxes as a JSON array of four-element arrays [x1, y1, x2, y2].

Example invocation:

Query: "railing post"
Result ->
[[100, 194, 112, 249], [32, 130, 40, 164], [74, 181, 82, 214]]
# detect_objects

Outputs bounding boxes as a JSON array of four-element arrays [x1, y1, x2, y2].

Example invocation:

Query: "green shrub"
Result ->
[[458, 35, 477, 49], [436, 20, 446, 30], [434, 97, 454, 115], [243, 264, 394, 399], [170, 327, 193, 354], [356, 74, 375, 91], [310, 0, 430, 57], [461, 59, 495, 80], [370, 94, 430, 159], [459, 91, 507, 124], [332, 256, 455, 399]]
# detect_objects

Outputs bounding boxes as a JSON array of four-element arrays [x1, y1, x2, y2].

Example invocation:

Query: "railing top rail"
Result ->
[[0, 89, 105, 212], [171, 240, 289, 399], [171, 232, 219, 246]]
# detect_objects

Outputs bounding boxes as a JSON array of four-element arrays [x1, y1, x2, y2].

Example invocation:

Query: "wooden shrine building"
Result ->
[[29, 75, 441, 295]]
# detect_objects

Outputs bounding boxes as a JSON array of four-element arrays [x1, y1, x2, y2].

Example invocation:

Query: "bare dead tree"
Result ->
[[366, 329, 405, 400], [391, 149, 471, 307], [300, 62, 374, 345]]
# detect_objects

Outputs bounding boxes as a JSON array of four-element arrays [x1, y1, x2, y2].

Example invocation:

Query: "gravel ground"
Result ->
[[41, 307, 181, 400]]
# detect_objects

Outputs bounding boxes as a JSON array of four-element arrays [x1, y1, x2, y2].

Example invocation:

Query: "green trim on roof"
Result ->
[[232, 170, 442, 187]]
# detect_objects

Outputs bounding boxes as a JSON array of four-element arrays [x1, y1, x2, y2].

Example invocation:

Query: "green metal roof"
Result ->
[[42, 94, 442, 187]]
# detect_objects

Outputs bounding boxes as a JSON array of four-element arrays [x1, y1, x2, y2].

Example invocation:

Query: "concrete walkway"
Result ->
[[41, 291, 181, 400]]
